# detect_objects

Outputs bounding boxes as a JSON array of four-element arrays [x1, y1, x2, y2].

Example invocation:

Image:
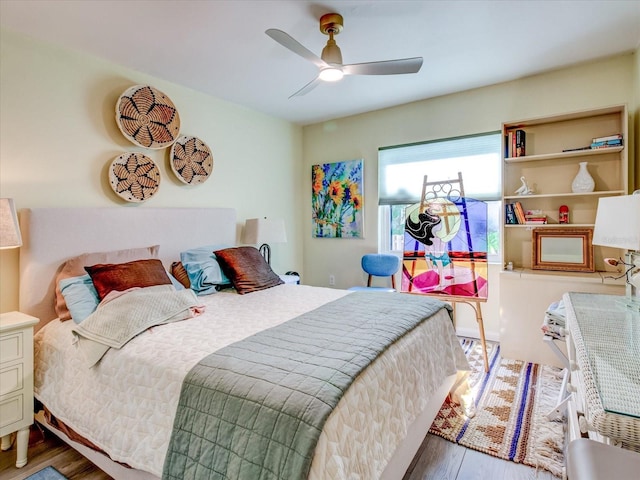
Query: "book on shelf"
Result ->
[[505, 203, 517, 224], [515, 129, 526, 157], [592, 134, 622, 143], [591, 138, 623, 149], [513, 201, 526, 224], [506, 131, 514, 158], [524, 208, 547, 224]]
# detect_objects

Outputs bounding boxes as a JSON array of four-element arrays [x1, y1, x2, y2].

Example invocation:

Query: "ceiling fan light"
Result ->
[[319, 67, 344, 82]]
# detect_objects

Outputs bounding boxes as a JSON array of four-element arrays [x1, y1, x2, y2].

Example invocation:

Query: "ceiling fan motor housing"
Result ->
[[319, 13, 343, 35], [320, 13, 344, 65]]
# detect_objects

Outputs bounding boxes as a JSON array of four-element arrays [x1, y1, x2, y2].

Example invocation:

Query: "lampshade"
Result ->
[[592, 195, 640, 250], [0, 198, 22, 249], [243, 218, 287, 245]]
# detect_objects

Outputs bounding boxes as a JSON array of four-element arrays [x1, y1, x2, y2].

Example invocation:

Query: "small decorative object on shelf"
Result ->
[[571, 161, 595, 193], [514, 176, 534, 195], [559, 205, 569, 224]]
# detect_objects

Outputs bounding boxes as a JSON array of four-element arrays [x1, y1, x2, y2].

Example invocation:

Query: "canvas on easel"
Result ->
[[401, 173, 488, 299]]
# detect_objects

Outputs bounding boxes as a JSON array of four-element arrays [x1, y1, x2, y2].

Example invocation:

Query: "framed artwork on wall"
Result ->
[[311, 159, 363, 238]]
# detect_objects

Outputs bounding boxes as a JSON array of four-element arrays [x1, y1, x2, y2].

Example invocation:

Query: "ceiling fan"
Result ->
[[266, 13, 423, 98]]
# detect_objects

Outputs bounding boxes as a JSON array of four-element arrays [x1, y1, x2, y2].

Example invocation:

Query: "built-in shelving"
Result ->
[[501, 104, 629, 272]]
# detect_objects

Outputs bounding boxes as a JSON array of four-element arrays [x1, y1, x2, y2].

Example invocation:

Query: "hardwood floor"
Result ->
[[0, 424, 110, 480], [405, 434, 559, 480], [1, 424, 558, 480]]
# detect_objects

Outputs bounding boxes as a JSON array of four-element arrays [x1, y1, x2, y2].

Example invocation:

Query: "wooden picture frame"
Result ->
[[532, 227, 594, 272]]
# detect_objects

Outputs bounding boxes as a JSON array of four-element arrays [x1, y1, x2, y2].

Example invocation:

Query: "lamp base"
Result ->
[[624, 251, 640, 312], [259, 243, 271, 265]]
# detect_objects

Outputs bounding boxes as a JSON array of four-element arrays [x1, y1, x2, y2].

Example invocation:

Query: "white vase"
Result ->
[[571, 161, 595, 193]]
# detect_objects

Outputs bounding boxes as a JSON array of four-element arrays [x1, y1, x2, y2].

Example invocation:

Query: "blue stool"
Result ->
[[349, 254, 400, 292]]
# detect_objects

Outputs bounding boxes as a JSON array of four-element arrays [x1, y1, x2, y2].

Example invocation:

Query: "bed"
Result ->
[[19, 207, 469, 480]]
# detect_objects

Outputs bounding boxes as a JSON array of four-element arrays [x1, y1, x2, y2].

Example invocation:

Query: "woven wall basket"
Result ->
[[169, 135, 214, 185], [109, 152, 160, 202], [115, 85, 181, 149]]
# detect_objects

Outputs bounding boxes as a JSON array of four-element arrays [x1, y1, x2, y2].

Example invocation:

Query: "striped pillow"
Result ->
[[171, 261, 191, 288]]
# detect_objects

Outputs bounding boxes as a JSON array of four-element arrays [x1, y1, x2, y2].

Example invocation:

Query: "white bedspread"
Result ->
[[34, 284, 467, 478]]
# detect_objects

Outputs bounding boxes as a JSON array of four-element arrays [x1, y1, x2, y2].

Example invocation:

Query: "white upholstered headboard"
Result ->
[[19, 207, 237, 326]]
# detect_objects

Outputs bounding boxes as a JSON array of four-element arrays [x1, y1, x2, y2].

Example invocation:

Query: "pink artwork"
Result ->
[[401, 195, 488, 299]]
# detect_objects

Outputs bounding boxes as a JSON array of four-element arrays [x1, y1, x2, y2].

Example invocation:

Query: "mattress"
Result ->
[[34, 284, 467, 478]]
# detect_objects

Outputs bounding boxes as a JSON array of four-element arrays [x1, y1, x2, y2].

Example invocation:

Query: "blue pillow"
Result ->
[[59, 274, 99, 323], [60, 271, 184, 323], [168, 272, 185, 291], [180, 245, 231, 295]]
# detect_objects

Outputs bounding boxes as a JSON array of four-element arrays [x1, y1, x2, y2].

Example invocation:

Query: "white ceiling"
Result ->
[[1, 0, 639, 126]]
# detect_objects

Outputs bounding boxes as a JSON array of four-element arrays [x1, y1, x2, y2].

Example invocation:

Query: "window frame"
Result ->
[[377, 131, 502, 264]]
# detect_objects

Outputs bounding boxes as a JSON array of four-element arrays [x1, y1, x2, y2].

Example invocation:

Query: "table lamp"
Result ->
[[592, 193, 640, 311], [0, 198, 22, 249], [242, 217, 287, 265]]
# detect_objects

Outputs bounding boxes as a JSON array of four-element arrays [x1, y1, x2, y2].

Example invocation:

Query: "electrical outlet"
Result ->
[[329, 274, 335, 286]]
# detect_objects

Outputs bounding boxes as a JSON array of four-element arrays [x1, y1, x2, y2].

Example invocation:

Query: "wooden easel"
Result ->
[[418, 173, 489, 372]]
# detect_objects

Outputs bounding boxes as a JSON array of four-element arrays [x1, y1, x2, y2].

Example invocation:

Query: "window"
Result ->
[[378, 132, 502, 262]]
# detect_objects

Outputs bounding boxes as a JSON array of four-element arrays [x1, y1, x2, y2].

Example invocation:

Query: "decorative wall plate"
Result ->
[[169, 135, 214, 185], [115, 85, 181, 149], [109, 153, 160, 202]]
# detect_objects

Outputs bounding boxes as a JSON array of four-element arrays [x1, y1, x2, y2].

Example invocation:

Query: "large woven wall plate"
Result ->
[[115, 85, 181, 149], [169, 135, 214, 185], [109, 152, 160, 202]]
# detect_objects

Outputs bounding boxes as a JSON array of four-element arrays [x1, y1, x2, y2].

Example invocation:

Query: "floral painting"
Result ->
[[312, 159, 364, 238]]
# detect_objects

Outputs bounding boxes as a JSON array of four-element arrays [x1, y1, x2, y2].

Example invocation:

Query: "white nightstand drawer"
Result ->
[[0, 393, 24, 431], [0, 363, 24, 396], [0, 331, 24, 364]]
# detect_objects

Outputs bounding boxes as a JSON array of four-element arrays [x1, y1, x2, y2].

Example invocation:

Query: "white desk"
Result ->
[[563, 292, 640, 451]]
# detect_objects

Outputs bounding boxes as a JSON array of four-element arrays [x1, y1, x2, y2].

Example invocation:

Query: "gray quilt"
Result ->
[[162, 291, 452, 480]]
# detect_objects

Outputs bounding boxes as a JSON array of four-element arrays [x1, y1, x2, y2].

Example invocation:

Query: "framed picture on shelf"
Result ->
[[532, 227, 594, 272]]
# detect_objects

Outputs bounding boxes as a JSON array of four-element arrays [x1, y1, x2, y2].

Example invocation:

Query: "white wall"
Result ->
[[1, 27, 637, 350], [301, 53, 637, 340], [0, 29, 304, 312]]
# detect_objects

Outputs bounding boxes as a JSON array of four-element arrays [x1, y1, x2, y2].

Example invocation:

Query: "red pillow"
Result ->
[[213, 246, 283, 295], [85, 258, 171, 300], [54, 245, 159, 320]]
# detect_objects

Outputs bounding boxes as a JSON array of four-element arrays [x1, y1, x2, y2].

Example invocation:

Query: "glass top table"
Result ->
[[565, 292, 640, 420]]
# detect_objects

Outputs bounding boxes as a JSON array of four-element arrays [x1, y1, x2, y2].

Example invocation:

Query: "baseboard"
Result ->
[[455, 327, 499, 342]]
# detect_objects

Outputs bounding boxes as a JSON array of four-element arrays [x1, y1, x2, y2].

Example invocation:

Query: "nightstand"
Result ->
[[0, 311, 39, 468]]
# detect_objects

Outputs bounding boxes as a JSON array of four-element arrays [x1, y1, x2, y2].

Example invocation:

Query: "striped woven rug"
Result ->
[[429, 338, 565, 477]]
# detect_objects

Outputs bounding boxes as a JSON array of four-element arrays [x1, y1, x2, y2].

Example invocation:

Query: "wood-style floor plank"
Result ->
[[457, 448, 557, 480], [0, 425, 111, 480], [405, 434, 465, 480], [2, 426, 559, 480]]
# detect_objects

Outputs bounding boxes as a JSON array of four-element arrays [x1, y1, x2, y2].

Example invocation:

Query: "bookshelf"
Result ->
[[501, 104, 629, 272]]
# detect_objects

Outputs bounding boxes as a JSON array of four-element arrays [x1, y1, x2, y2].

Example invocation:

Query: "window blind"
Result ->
[[378, 132, 502, 204]]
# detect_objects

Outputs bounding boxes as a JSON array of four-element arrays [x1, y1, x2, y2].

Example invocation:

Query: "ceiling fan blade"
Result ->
[[266, 29, 328, 69], [289, 76, 321, 99], [342, 57, 423, 76]]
